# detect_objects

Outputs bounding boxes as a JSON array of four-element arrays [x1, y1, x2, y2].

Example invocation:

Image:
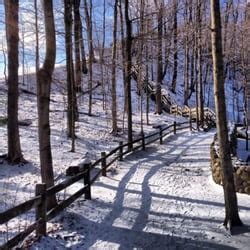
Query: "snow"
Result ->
[[237, 138, 250, 162], [0, 65, 185, 246], [30, 130, 250, 249], [0, 66, 249, 249]]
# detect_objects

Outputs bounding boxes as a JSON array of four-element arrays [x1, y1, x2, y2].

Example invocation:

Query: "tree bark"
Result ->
[[79, 11, 88, 74], [84, 0, 94, 116], [34, 0, 39, 74], [197, 0, 204, 127], [4, 0, 24, 164], [64, 0, 76, 151], [37, 0, 57, 209], [155, 0, 163, 114], [183, 0, 190, 106], [171, 0, 178, 93], [118, 0, 127, 125], [124, 0, 133, 150], [73, 0, 82, 92], [210, 0, 242, 230], [111, 0, 118, 134]]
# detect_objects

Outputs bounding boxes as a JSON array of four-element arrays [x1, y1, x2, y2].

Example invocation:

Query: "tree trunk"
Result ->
[[139, 0, 145, 133], [111, 0, 118, 134], [84, 0, 94, 116], [155, 1, 163, 115], [124, 0, 133, 150], [183, 0, 190, 106], [145, 17, 150, 125], [37, 0, 57, 209], [197, 0, 204, 127], [34, 0, 39, 74], [210, 0, 242, 230], [73, 0, 82, 92], [118, 0, 127, 129], [79, 11, 88, 74], [171, 0, 178, 93], [101, 0, 106, 110], [4, 0, 24, 164], [188, 2, 195, 101], [64, 0, 76, 150]]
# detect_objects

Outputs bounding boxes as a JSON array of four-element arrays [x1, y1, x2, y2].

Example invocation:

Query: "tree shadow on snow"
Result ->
[[53, 211, 235, 250], [34, 130, 244, 249]]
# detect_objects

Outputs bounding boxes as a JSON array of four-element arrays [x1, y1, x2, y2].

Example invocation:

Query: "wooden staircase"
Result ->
[[170, 105, 216, 128], [131, 65, 176, 113], [131, 65, 216, 128]]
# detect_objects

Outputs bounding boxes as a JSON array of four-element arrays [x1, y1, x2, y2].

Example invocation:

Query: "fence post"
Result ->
[[83, 163, 91, 200], [189, 109, 192, 131], [141, 132, 145, 150], [35, 183, 47, 237], [119, 141, 123, 161], [101, 152, 107, 176], [159, 127, 163, 144], [174, 121, 177, 135]]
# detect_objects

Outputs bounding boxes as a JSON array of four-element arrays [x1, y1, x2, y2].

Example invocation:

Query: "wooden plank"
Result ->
[[90, 169, 103, 184], [0, 196, 41, 224], [47, 186, 88, 221], [35, 184, 47, 237], [176, 126, 190, 131], [105, 146, 120, 158], [106, 155, 120, 168], [90, 158, 102, 169], [144, 131, 159, 140], [46, 171, 86, 197], [176, 121, 189, 126], [101, 152, 107, 177], [0, 219, 41, 249], [132, 137, 142, 144], [132, 144, 143, 151], [119, 141, 123, 161], [162, 130, 173, 138], [83, 163, 91, 200]]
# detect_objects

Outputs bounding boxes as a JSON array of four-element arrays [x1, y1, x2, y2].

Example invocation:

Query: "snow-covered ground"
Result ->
[[0, 65, 186, 246], [0, 65, 249, 249], [0, 66, 185, 208], [31, 130, 250, 249]]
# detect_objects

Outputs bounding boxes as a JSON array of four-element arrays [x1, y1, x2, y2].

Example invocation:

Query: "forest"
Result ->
[[0, 0, 250, 249]]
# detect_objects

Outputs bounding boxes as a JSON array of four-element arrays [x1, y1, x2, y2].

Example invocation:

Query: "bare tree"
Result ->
[[154, 0, 163, 114], [79, 8, 88, 75], [210, 0, 242, 230], [118, 0, 127, 128], [64, 0, 77, 152], [197, 0, 204, 127], [73, 0, 82, 92], [4, 0, 25, 164], [171, 0, 178, 93], [111, 0, 118, 134], [124, 0, 133, 150], [34, 0, 39, 74], [84, 0, 94, 116], [37, 0, 57, 209], [183, 0, 190, 106]]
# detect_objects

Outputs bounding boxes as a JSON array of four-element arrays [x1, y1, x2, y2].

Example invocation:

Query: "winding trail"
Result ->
[[33, 130, 250, 250]]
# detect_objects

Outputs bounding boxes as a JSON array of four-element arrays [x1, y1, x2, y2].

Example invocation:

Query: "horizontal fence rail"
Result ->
[[0, 120, 192, 249]]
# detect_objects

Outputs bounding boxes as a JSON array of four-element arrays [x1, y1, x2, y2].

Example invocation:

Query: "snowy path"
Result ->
[[32, 130, 250, 250]]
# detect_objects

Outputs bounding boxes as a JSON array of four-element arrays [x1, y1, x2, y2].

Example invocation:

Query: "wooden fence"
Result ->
[[0, 121, 192, 249]]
